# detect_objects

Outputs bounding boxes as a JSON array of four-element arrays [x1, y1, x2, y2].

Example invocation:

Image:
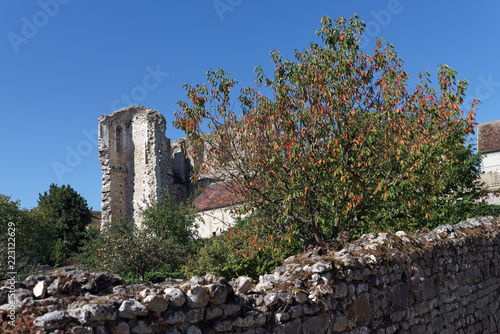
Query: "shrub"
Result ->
[[183, 211, 302, 281]]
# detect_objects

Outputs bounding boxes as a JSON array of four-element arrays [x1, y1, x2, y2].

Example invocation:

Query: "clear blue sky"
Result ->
[[1, 1, 499, 210]]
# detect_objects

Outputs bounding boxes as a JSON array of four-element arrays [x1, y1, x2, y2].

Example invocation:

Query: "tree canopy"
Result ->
[[38, 184, 91, 265], [140, 190, 199, 245], [174, 15, 482, 246], [77, 190, 198, 282], [0, 194, 56, 279]]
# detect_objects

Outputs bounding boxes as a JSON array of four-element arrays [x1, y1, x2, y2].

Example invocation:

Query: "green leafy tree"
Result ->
[[174, 14, 482, 246], [38, 184, 91, 266], [0, 195, 57, 280], [140, 190, 199, 245], [76, 192, 198, 282], [77, 219, 187, 282]]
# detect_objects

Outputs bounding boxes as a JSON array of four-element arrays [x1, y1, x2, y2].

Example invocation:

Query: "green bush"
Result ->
[[183, 211, 303, 281], [0, 195, 58, 281], [76, 219, 188, 282], [118, 266, 186, 284], [468, 203, 500, 217], [76, 191, 199, 282]]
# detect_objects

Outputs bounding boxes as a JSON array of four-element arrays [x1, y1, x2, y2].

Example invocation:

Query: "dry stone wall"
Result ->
[[1, 216, 500, 333]]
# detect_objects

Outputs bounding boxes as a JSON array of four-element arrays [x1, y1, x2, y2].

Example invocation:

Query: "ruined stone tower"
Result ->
[[99, 106, 241, 236], [98, 106, 173, 227]]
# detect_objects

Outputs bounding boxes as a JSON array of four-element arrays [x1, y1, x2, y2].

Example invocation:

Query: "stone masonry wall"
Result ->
[[1, 216, 500, 333]]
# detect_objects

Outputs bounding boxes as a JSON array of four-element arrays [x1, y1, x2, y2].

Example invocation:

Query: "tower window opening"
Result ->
[[116, 125, 123, 152]]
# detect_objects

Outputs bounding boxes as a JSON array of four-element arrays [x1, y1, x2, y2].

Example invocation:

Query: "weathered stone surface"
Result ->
[[108, 322, 129, 334], [143, 294, 169, 313], [163, 310, 186, 325], [214, 319, 233, 332], [391, 282, 409, 309], [186, 284, 207, 308], [348, 293, 371, 323], [83, 303, 117, 322], [205, 306, 223, 320], [47, 277, 61, 296], [186, 307, 204, 323], [186, 325, 202, 334], [10, 288, 33, 305], [264, 293, 278, 308], [332, 312, 348, 332], [253, 274, 275, 292], [334, 282, 348, 298], [164, 288, 186, 307], [68, 308, 92, 324], [222, 302, 241, 316], [302, 314, 329, 334], [206, 284, 227, 305], [131, 320, 152, 334], [309, 261, 333, 273], [232, 310, 266, 327], [118, 299, 148, 319], [70, 326, 94, 334], [231, 276, 252, 294], [33, 310, 72, 329], [274, 318, 302, 334]]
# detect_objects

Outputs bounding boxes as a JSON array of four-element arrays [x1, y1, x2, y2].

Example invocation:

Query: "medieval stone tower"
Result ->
[[98, 105, 239, 235], [98, 106, 174, 227]]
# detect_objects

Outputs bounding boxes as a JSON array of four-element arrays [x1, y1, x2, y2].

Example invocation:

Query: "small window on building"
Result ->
[[116, 125, 123, 152]]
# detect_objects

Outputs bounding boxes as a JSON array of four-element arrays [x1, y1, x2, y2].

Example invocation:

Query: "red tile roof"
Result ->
[[194, 181, 245, 211], [478, 120, 500, 153]]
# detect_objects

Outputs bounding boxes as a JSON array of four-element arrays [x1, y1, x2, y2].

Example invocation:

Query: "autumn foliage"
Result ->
[[174, 15, 482, 246]]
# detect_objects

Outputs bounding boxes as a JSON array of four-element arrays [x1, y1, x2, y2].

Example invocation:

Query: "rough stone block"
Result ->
[[332, 312, 348, 332], [186, 284, 208, 308], [118, 299, 148, 319], [231, 277, 252, 294], [302, 314, 329, 334], [164, 288, 186, 307], [205, 306, 223, 320], [274, 318, 302, 334], [131, 320, 152, 334], [207, 284, 228, 305], [83, 304, 117, 322], [163, 310, 186, 325], [348, 293, 371, 323], [186, 307, 205, 323], [143, 294, 169, 313], [33, 310, 72, 330]]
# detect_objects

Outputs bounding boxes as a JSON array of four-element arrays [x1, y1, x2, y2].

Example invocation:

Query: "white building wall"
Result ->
[[481, 151, 500, 189], [197, 206, 240, 238]]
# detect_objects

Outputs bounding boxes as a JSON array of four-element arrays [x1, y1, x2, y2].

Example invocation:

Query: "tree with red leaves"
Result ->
[[174, 15, 482, 246]]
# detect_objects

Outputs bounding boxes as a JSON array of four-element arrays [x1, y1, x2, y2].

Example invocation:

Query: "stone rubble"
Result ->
[[0, 216, 499, 333]]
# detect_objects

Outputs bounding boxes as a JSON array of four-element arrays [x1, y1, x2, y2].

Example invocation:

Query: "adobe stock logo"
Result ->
[[359, 0, 406, 48], [463, 74, 500, 109], [212, 0, 242, 21], [7, 0, 71, 54]]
